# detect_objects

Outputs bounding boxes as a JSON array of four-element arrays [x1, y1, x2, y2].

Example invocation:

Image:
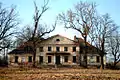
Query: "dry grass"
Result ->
[[0, 67, 120, 80]]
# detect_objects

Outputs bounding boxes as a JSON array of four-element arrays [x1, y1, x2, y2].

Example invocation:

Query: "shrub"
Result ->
[[105, 62, 120, 69], [0, 57, 8, 67]]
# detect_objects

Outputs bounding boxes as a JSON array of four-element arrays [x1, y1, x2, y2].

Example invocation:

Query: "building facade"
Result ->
[[8, 34, 106, 66], [35, 35, 79, 65]]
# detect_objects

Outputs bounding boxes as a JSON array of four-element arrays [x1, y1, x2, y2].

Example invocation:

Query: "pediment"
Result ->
[[38, 34, 76, 45]]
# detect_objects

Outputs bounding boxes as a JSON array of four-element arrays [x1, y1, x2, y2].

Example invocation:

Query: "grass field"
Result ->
[[0, 67, 120, 80]]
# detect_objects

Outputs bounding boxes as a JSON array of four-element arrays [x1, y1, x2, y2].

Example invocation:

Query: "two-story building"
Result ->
[[8, 34, 106, 66], [35, 34, 79, 65]]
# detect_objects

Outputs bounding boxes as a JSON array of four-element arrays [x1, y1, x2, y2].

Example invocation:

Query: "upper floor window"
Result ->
[[73, 47, 76, 52], [48, 47, 51, 51], [56, 47, 60, 52], [39, 47, 43, 52], [64, 47, 68, 51], [56, 39, 60, 42]]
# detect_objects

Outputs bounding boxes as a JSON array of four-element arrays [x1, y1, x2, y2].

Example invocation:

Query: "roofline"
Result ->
[[39, 34, 77, 43]]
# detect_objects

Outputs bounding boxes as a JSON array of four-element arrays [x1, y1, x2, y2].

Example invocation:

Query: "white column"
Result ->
[[60, 56, 62, 64], [54, 55, 56, 64]]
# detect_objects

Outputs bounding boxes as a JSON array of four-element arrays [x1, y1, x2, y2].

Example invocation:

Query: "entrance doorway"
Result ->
[[55, 55, 60, 64]]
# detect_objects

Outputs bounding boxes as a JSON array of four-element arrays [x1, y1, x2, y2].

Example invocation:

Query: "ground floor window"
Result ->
[[48, 56, 51, 63], [89, 55, 94, 63], [28, 56, 32, 62], [84, 55, 87, 60], [96, 56, 100, 63], [15, 56, 18, 63], [64, 56, 68, 62], [21, 57, 25, 63], [73, 56, 76, 63], [82, 55, 88, 62], [39, 56, 43, 64]]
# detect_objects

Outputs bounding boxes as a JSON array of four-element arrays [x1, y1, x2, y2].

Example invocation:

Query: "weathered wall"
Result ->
[[36, 35, 79, 65], [8, 53, 33, 64], [8, 35, 106, 66]]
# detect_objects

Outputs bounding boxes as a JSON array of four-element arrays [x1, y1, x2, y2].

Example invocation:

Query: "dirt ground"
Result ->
[[0, 67, 120, 80]]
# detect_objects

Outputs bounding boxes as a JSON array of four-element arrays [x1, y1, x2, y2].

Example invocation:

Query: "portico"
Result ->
[[46, 52, 71, 65]]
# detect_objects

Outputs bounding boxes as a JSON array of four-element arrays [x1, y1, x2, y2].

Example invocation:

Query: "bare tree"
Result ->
[[90, 13, 118, 69], [0, 3, 18, 52], [107, 31, 120, 68], [32, 1, 56, 67], [15, 25, 33, 46], [15, 23, 56, 46], [0, 37, 12, 63], [58, 1, 97, 68]]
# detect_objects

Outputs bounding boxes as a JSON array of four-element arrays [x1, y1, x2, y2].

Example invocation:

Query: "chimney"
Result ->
[[74, 35, 76, 41]]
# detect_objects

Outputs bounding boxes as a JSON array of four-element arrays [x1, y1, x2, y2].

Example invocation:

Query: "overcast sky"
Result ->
[[1, 0, 120, 39]]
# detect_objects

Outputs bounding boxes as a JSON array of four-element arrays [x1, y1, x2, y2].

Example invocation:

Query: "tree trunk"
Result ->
[[79, 44, 81, 66], [32, 21, 38, 67], [84, 36, 87, 68], [32, 41, 36, 67], [113, 58, 117, 69], [113, 62, 117, 68], [101, 36, 105, 69], [100, 55, 104, 69], [33, 52, 36, 67]]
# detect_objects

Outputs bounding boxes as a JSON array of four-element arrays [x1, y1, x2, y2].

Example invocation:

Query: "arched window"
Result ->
[[56, 39, 60, 41]]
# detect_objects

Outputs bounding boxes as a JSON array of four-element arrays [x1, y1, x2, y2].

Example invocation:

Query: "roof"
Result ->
[[8, 41, 34, 54], [8, 34, 76, 54], [37, 34, 78, 46], [75, 37, 93, 47], [8, 48, 33, 54], [75, 36, 106, 55], [8, 34, 103, 55], [8, 34, 79, 54]]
